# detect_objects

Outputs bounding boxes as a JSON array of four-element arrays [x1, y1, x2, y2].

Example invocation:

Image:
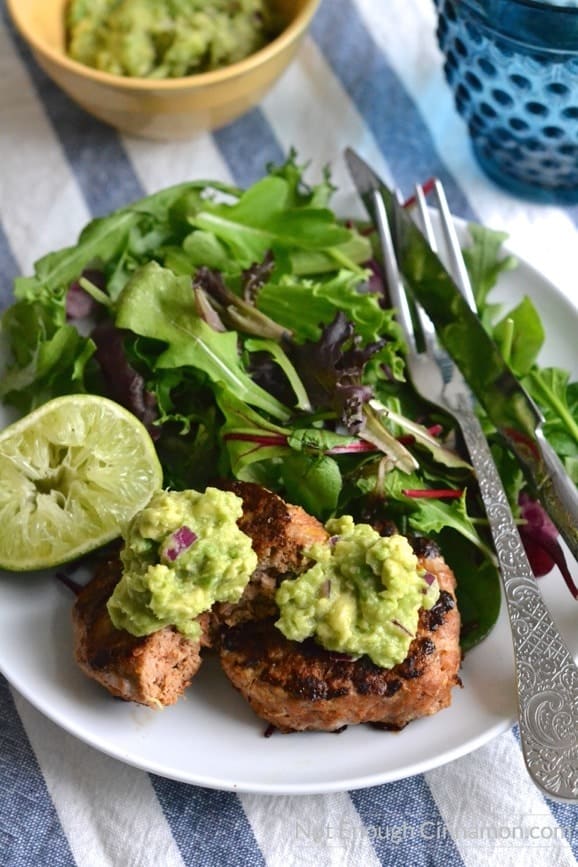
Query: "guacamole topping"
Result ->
[[65, 0, 279, 79], [275, 516, 440, 669], [107, 487, 257, 639]]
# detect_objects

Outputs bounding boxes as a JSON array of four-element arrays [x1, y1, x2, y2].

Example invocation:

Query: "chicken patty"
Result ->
[[72, 482, 462, 730], [72, 553, 209, 708], [212, 481, 328, 628], [72, 482, 326, 707], [219, 537, 462, 732]]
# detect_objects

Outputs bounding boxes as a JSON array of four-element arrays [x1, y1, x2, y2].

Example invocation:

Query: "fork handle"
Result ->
[[453, 396, 578, 802]]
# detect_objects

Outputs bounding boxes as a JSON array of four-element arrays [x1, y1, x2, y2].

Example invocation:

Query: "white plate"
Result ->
[[0, 237, 577, 795]]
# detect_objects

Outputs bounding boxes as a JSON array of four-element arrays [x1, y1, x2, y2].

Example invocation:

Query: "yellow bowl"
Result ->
[[6, 0, 320, 140]]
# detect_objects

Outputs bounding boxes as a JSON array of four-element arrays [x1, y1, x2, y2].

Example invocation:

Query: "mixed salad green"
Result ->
[[1, 154, 577, 650]]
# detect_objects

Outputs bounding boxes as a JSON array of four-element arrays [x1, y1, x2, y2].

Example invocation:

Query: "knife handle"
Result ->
[[452, 396, 578, 803], [535, 427, 578, 563]]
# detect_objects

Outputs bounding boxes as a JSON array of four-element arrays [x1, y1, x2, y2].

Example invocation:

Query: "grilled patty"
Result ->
[[72, 554, 209, 708], [71, 482, 326, 707], [72, 483, 462, 729], [211, 481, 328, 628], [218, 537, 462, 732]]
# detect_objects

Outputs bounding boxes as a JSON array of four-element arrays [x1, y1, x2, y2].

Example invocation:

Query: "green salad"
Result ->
[[2, 153, 577, 650]]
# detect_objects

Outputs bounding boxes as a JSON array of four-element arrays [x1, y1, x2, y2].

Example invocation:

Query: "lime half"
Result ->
[[0, 395, 163, 571]]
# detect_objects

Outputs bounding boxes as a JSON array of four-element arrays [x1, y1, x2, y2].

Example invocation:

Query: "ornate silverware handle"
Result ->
[[452, 397, 578, 803]]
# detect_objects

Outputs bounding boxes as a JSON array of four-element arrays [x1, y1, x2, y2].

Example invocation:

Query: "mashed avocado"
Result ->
[[66, 0, 279, 79], [107, 487, 257, 639], [275, 516, 440, 669]]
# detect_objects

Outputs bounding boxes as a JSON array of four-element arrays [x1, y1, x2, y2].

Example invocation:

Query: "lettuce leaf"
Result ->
[[462, 222, 517, 309], [115, 262, 290, 422]]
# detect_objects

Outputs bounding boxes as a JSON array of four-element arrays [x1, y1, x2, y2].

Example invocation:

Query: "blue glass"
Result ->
[[434, 0, 578, 203]]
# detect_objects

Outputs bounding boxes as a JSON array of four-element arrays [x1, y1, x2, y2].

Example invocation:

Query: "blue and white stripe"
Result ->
[[1, 0, 577, 864]]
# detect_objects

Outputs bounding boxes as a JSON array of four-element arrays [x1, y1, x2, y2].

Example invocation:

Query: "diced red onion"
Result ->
[[423, 572, 436, 586], [165, 526, 197, 562]]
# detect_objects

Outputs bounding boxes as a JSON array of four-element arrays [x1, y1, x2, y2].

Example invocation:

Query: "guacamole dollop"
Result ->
[[275, 516, 440, 669], [66, 0, 278, 79], [107, 487, 257, 639]]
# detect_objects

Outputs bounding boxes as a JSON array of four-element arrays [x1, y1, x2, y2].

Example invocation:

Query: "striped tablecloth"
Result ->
[[1, 1, 577, 865]]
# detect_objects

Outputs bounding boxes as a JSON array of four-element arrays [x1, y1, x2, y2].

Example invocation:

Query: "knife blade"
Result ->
[[345, 147, 578, 563]]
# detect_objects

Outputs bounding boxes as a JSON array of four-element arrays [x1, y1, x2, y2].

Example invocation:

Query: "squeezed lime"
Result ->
[[0, 395, 163, 571]]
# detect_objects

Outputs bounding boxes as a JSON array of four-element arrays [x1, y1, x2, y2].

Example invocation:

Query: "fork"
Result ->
[[371, 180, 578, 803]]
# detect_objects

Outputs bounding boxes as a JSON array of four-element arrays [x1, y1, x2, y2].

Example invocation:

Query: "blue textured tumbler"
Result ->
[[434, 0, 578, 203]]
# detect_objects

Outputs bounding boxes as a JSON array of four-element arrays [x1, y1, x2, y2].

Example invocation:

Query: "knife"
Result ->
[[345, 148, 578, 563]]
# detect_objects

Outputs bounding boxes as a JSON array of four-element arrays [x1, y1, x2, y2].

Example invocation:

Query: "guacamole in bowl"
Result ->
[[66, 0, 280, 79]]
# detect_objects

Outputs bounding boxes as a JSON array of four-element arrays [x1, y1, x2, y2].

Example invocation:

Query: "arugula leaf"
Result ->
[[290, 233, 372, 276], [523, 366, 578, 478], [0, 322, 95, 411], [437, 530, 501, 652], [13, 211, 140, 303], [244, 338, 311, 411], [282, 452, 342, 517], [14, 181, 208, 304], [1, 299, 64, 366], [115, 262, 290, 421], [182, 230, 231, 270], [406, 492, 496, 563], [463, 223, 517, 309], [257, 269, 396, 345], [191, 176, 352, 267], [266, 150, 335, 209], [157, 416, 221, 491], [492, 296, 544, 375]]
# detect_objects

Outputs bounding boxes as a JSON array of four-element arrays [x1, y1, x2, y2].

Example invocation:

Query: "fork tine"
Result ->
[[372, 189, 418, 355], [429, 179, 477, 313], [372, 187, 448, 406], [411, 185, 440, 354], [412, 183, 438, 253]]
